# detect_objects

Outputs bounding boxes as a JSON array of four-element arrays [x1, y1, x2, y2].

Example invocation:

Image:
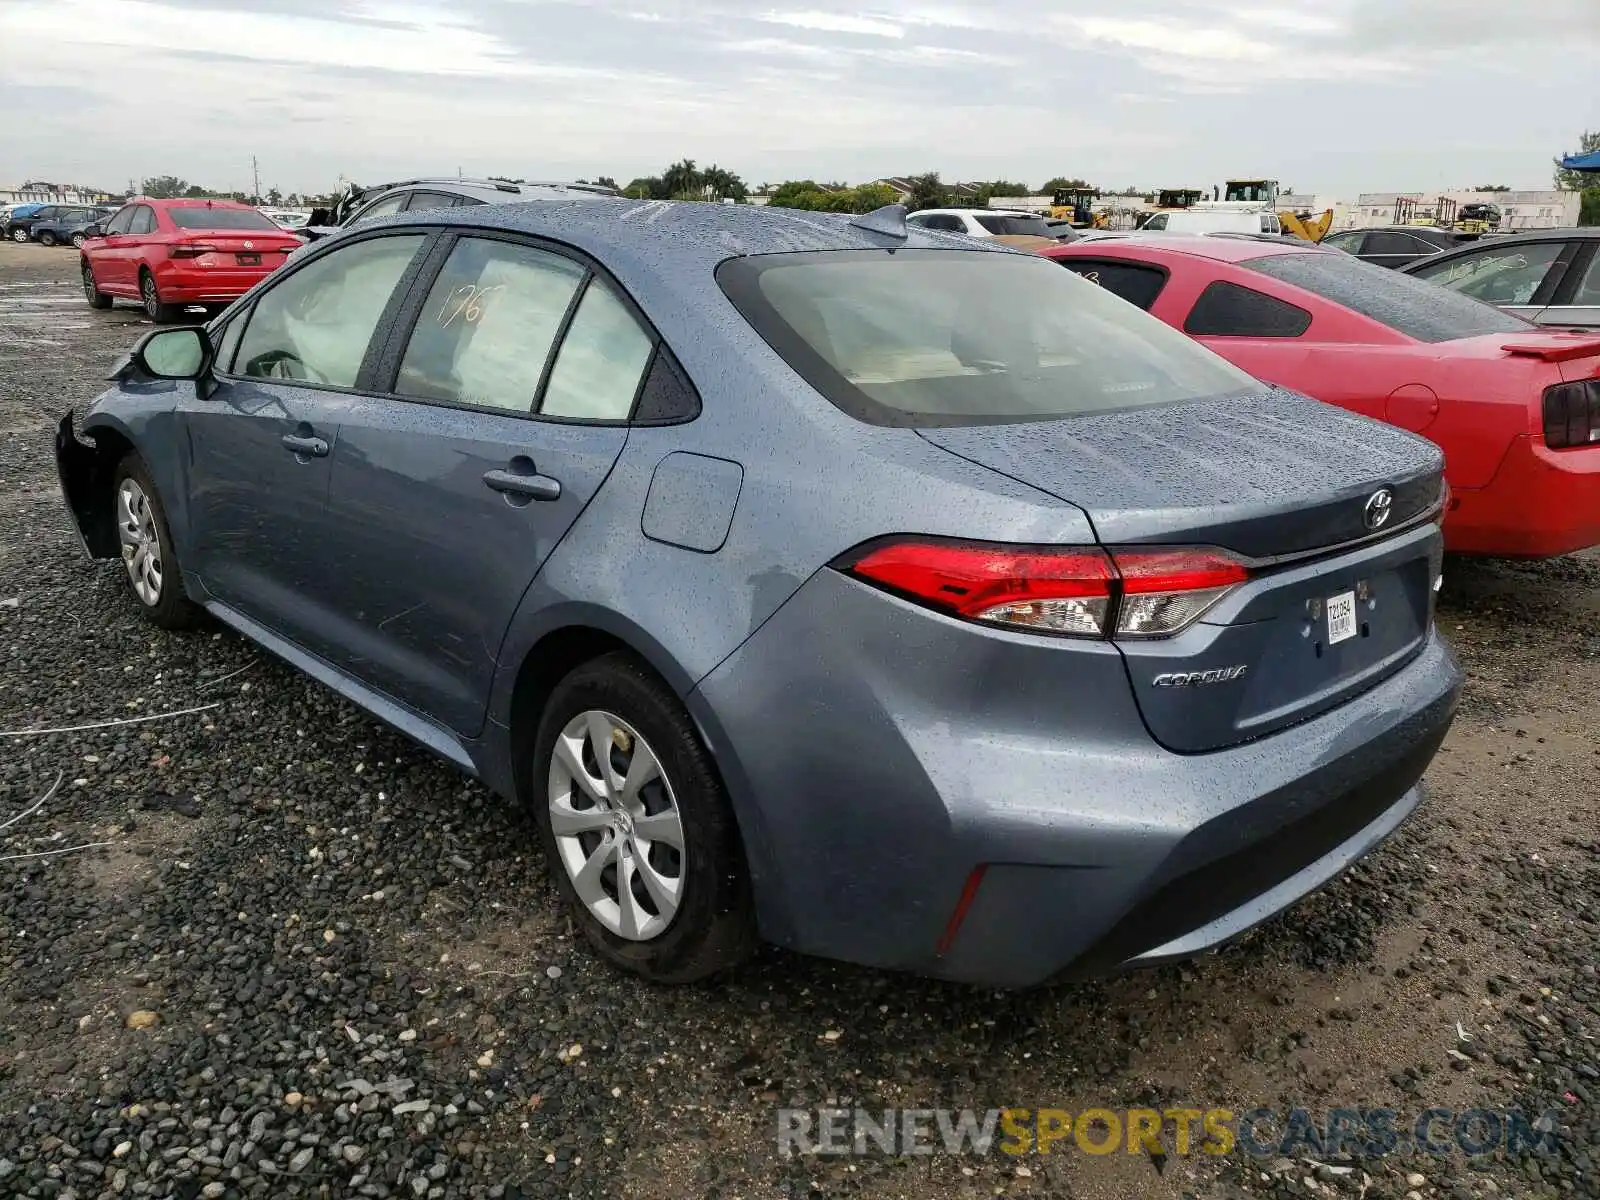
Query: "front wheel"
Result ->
[[532, 654, 755, 983], [9, 227, 28, 243], [71, 232, 86, 248], [83, 262, 112, 309], [111, 454, 202, 630]]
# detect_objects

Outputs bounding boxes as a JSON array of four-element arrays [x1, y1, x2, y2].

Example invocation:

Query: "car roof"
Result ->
[[1043, 233, 1322, 264], [1397, 227, 1600, 269], [364, 178, 616, 201]]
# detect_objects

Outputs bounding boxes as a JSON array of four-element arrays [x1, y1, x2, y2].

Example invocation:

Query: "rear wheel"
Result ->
[[140, 268, 182, 323], [37, 230, 57, 247], [9, 227, 28, 243], [111, 454, 201, 630], [82, 261, 111, 310], [532, 653, 755, 982]]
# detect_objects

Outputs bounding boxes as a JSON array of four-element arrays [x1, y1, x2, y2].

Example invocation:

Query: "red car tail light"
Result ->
[[843, 539, 1250, 639], [1542, 380, 1600, 449], [170, 243, 220, 259]]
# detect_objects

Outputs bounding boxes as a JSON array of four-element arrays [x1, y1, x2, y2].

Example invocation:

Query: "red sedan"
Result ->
[[1038, 236, 1600, 558], [81, 198, 302, 322]]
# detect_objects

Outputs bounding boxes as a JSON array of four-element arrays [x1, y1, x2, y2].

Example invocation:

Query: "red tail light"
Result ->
[[844, 539, 1250, 639], [170, 243, 219, 259], [1542, 380, 1600, 449]]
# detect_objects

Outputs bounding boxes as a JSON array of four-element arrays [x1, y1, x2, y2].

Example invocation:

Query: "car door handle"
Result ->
[[483, 468, 561, 502], [281, 433, 329, 458]]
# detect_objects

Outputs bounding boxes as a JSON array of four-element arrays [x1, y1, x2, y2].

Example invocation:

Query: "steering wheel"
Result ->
[[244, 348, 332, 385]]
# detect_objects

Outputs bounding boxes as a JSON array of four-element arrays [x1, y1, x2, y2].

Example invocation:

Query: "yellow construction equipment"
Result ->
[[1049, 188, 1105, 228], [1221, 179, 1332, 242], [1279, 209, 1334, 242], [1156, 188, 1204, 211]]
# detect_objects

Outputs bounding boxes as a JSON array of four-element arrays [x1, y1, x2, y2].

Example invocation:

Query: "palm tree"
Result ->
[[662, 159, 701, 198]]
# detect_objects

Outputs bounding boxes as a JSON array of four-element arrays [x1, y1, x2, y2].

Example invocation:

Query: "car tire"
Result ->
[[110, 453, 202, 631], [83, 261, 112, 310], [71, 233, 86, 248], [9, 227, 28, 243], [37, 231, 57, 247], [139, 268, 182, 323], [532, 653, 755, 983]]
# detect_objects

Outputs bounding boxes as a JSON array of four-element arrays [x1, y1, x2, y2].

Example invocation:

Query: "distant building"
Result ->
[[1, 181, 118, 205], [871, 178, 984, 205], [1350, 190, 1578, 230]]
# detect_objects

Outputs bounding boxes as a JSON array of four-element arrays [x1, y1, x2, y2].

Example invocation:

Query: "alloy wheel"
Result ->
[[547, 710, 686, 941], [10, 228, 27, 243], [116, 478, 162, 606], [82, 265, 97, 303], [71, 233, 85, 248], [141, 274, 159, 318]]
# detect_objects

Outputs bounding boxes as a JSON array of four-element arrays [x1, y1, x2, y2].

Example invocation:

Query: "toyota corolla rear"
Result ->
[[695, 245, 1461, 987], [155, 203, 301, 302]]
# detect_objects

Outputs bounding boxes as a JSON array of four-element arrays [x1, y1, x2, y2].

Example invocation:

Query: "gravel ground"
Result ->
[[0, 241, 1595, 1200]]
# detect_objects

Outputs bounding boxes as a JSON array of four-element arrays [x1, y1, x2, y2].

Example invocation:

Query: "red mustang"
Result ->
[[81, 197, 302, 323], [1038, 236, 1600, 558]]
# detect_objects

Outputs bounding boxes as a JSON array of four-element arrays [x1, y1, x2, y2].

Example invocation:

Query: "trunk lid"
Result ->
[[918, 387, 1446, 753], [174, 230, 301, 267]]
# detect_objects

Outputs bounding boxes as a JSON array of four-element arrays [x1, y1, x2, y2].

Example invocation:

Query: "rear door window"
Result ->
[[104, 207, 135, 235], [1183, 280, 1312, 337], [403, 191, 461, 213], [350, 192, 408, 224], [1408, 241, 1566, 306], [1054, 259, 1168, 311], [127, 206, 156, 235], [395, 237, 587, 411], [1361, 231, 1423, 258], [234, 234, 426, 387]]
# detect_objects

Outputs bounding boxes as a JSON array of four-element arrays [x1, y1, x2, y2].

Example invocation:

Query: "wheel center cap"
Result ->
[[611, 809, 634, 837]]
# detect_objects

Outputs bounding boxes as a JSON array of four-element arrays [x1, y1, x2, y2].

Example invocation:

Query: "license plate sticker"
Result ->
[[1326, 590, 1357, 645]]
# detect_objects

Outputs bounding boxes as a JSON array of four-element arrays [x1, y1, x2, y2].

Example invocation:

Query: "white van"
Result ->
[[1141, 208, 1282, 235]]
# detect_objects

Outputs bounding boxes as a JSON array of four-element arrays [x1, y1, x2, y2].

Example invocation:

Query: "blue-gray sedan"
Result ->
[[55, 198, 1461, 987]]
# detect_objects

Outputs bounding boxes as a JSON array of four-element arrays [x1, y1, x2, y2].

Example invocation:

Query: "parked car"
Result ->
[[57, 201, 1461, 988], [29, 205, 112, 247], [1139, 208, 1282, 236], [1401, 229, 1600, 330], [260, 208, 312, 230], [1042, 218, 1080, 242], [299, 177, 620, 243], [80, 198, 304, 321], [905, 208, 1062, 240], [4, 202, 52, 242], [1318, 225, 1465, 269], [1037, 236, 1600, 557]]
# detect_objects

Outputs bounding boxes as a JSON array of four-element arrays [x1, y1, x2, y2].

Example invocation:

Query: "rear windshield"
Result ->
[[167, 206, 280, 231], [1243, 251, 1530, 342], [975, 214, 1053, 237], [718, 249, 1256, 426]]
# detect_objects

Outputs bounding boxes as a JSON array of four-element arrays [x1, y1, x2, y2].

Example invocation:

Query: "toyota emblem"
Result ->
[[1363, 488, 1394, 531]]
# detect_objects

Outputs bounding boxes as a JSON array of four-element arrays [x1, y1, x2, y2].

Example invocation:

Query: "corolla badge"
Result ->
[[1152, 665, 1249, 688], [1363, 487, 1394, 531]]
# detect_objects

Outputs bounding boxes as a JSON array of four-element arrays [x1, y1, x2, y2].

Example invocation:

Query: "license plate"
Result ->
[[1326, 590, 1357, 645], [236, 253, 260, 265]]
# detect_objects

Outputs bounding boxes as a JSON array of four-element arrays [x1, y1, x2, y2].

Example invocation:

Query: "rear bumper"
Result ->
[[691, 569, 1461, 988], [152, 260, 280, 302], [1446, 435, 1600, 558]]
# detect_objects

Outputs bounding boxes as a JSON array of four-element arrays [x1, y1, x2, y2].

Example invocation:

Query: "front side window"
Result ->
[[718, 249, 1256, 427], [104, 206, 135, 235], [1245, 250, 1531, 342], [127, 206, 156, 235], [1408, 241, 1565, 306], [350, 193, 408, 224], [396, 238, 586, 411], [1184, 280, 1312, 337], [234, 234, 424, 387], [1364, 231, 1426, 257], [1143, 213, 1169, 231], [1054, 259, 1169, 311], [541, 280, 655, 420], [1321, 231, 1362, 252]]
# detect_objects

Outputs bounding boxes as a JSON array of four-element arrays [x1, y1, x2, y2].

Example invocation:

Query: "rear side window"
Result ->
[[1245, 251, 1531, 341], [540, 280, 655, 421], [975, 214, 1052, 237], [397, 238, 586, 411], [236, 234, 424, 387], [1055, 259, 1168, 311], [1183, 280, 1312, 337], [718, 249, 1256, 427]]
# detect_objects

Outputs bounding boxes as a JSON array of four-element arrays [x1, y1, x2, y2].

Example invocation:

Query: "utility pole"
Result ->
[[252, 156, 261, 203]]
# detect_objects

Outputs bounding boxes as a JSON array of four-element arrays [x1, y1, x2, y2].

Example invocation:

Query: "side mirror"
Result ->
[[132, 327, 211, 380]]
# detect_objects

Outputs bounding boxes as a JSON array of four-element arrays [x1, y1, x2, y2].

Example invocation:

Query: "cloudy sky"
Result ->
[[1, 0, 1596, 198]]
